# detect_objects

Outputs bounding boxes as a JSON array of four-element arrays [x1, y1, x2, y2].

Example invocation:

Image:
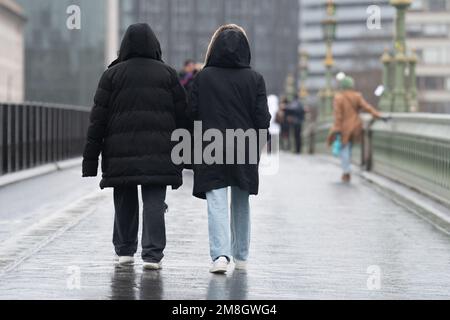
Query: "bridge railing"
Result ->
[[310, 113, 450, 207], [0, 102, 90, 176], [369, 113, 450, 206]]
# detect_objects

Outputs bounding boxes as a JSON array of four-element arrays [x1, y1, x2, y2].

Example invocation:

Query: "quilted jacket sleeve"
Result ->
[[170, 69, 189, 130], [253, 74, 271, 130], [82, 71, 113, 177]]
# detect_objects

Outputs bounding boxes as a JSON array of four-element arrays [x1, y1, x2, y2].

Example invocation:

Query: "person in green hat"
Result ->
[[328, 76, 382, 183]]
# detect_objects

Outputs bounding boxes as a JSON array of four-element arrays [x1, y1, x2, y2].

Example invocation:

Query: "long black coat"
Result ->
[[82, 23, 188, 189], [189, 29, 271, 199]]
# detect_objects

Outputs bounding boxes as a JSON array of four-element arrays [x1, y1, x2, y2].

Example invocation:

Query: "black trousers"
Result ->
[[113, 185, 167, 263], [293, 123, 303, 154]]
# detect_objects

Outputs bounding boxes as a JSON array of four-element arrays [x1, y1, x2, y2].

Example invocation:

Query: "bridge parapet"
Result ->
[[369, 113, 450, 206], [310, 113, 450, 207], [0, 102, 90, 176]]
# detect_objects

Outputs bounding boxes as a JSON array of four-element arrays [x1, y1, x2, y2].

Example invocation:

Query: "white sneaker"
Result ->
[[210, 257, 229, 274], [143, 261, 162, 270], [234, 259, 247, 270], [116, 256, 134, 266]]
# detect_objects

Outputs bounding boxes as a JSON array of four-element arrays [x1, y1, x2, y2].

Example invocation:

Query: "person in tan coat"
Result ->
[[328, 76, 383, 183]]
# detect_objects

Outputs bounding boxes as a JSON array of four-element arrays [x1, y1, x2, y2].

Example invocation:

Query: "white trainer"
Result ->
[[234, 259, 247, 270], [116, 256, 134, 266], [143, 261, 163, 270], [210, 257, 229, 274]]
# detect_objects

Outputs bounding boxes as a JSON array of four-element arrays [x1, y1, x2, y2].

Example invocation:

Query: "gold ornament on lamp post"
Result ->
[[321, 0, 337, 121], [299, 51, 309, 99]]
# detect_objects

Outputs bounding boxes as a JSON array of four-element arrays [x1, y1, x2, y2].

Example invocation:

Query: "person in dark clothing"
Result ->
[[82, 23, 188, 270], [277, 97, 291, 151], [189, 24, 271, 274], [179, 59, 197, 92], [285, 95, 305, 154]]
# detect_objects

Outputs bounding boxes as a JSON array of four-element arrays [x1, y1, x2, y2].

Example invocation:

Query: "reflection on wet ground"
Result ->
[[109, 266, 248, 300]]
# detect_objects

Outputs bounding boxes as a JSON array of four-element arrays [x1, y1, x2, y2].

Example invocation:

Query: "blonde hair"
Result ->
[[204, 24, 249, 65]]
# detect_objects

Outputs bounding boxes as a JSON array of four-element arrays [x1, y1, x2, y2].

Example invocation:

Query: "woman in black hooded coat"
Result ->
[[189, 24, 271, 273], [82, 23, 188, 269]]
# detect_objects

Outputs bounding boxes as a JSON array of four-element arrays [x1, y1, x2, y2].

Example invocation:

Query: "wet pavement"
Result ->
[[0, 153, 450, 299], [0, 165, 99, 244]]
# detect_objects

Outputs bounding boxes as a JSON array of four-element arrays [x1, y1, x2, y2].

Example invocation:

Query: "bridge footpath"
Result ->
[[0, 153, 449, 299]]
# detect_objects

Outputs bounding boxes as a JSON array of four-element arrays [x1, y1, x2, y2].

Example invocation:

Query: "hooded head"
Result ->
[[109, 23, 162, 68], [205, 24, 251, 68], [339, 76, 355, 90]]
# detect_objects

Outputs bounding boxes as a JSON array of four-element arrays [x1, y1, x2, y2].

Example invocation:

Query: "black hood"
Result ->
[[206, 29, 251, 69], [109, 23, 162, 68]]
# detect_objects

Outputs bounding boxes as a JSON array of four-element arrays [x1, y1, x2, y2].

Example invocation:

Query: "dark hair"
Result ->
[[184, 59, 195, 66]]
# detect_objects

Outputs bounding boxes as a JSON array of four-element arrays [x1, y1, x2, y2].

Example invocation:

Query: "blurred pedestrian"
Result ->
[[82, 23, 188, 270], [277, 97, 290, 151], [179, 59, 197, 92], [267, 95, 280, 154], [189, 24, 271, 274], [285, 94, 305, 154], [327, 76, 382, 183]]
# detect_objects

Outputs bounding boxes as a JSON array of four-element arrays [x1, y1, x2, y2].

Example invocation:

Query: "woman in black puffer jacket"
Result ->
[[82, 23, 187, 269], [189, 24, 271, 273]]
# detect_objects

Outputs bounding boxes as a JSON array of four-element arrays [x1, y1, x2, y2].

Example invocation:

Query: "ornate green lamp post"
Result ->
[[380, 0, 418, 112], [321, 0, 337, 121], [391, 0, 412, 112], [379, 48, 393, 112], [284, 73, 296, 102], [407, 48, 418, 112], [299, 51, 316, 154], [299, 51, 309, 100]]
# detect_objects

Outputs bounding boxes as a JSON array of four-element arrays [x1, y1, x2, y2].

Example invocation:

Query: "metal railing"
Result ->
[[369, 113, 450, 206], [310, 113, 450, 207], [0, 102, 90, 176]]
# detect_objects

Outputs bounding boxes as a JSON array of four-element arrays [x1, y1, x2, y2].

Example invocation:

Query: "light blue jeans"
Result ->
[[340, 143, 352, 174], [206, 187, 251, 262]]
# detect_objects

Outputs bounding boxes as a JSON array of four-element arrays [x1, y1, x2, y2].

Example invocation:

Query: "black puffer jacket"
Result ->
[[82, 23, 187, 189], [189, 27, 271, 199]]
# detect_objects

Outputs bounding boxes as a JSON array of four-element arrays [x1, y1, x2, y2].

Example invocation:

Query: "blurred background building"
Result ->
[[120, 0, 299, 95], [3, 0, 450, 113], [16, 0, 118, 107], [299, 0, 395, 106], [407, 0, 450, 113], [0, 0, 26, 102], [300, 0, 450, 113]]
